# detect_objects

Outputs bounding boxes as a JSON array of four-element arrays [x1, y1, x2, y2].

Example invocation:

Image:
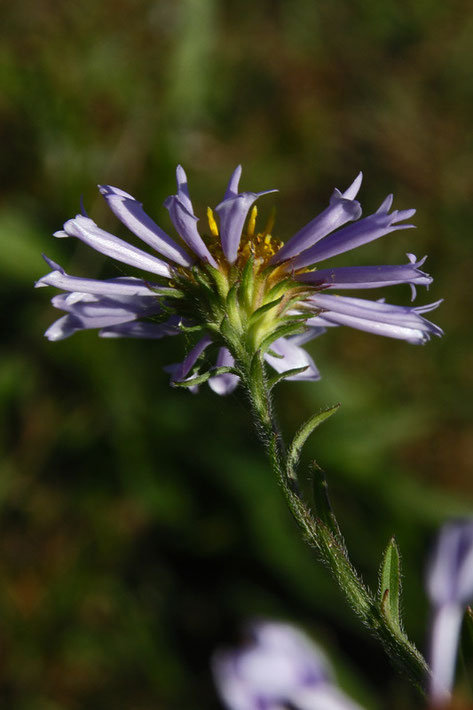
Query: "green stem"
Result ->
[[241, 355, 430, 693]]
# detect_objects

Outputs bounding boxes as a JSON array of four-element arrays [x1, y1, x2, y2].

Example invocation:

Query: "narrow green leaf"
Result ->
[[281, 314, 310, 324], [265, 278, 296, 301], [240, 254, 255, 309], [378, 536, 402, 630], [247, 296, 284, 327], [178, 323, 205, 333], [311, 463, 343, 543], [266, 348, 284, 359], [268, 366, 309, 389], [279, 294, 312, 317], [206, 263, 230, 300], [225, 282, 239, 305], [148, 286, 184, 298], [173, 366, 237, 388], [256, 321, 306, 357], [225, 282, 239, 309], [287, 404, 340, 475], [226, 283, 242, 328], [191, 267, 212, 289]]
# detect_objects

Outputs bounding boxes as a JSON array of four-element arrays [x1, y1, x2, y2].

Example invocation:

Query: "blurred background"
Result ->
[[1, 1, 472, 708]]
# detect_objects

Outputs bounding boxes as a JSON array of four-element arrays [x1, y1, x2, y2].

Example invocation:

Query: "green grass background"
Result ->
[[1, 1, 472, 708]]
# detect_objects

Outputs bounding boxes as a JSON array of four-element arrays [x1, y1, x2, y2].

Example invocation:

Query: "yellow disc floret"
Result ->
[[205, 204, 284, 273], [236, 205, 283, 270]]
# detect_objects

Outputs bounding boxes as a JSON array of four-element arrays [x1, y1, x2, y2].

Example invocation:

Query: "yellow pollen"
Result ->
[[247, 206, 258, 236], [207, 206, 219, 237], [237, 227, 284, 267], [232, 201, 284, 270]]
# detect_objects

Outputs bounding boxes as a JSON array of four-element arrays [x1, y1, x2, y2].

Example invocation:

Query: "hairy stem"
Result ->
[[241, 356, 430, 693]]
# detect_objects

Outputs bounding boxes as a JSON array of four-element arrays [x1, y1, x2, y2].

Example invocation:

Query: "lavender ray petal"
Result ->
[[164, 194, 218, 267], [164, 164, 217, 266], [296, 258, 432, 291], [407, 252, 427, 266], [342, 172, 363, 200], [170, 334, 213, 382], [264, 336, 321, 381], [99, 185, 193, 266], [306, 300, 442, 343], [213, 621, 333, 710], [51, 291, 161, 313], [36, 257, 164, 297], [427, 520, 473, 607], [295, 685, 366, 710], [308, 312, 432, 343], [224, 165, 243, 200], [456, 549, 473, 604], [376, 194, 394, 214], [249, 621, 330, 682], [308, 293, 425, 323], [271, 173, 363, 264], [45, 310, 138, 339], [47, 290, 163, 335], [97, 185, 132, 199], [208, 348, 240, 395], [412, 299, 444, 315], [290, 327, 327, 344], [50, 291, 161, 319], [428, 604, 463, 705], [80, 195, 89, 217], [212, 653, 258, 710], [45, 315, 82, 341], [307, 293, 443, 338], [60, 215, 172, 278], [426, 521, 473, 705], [305, 316, 340, 329], [175, 165, 194, 214], [63, 312, 141, 329], [100, 317, 182, 339], [290, 210, 415, 270], [396, 208, 416, 221], [215, 189, 277, 264]]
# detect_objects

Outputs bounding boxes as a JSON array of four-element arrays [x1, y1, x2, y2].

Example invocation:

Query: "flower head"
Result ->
[[212, 620, 364, 710], [426, 519, 473, 705], [37, 166, 442, 393]]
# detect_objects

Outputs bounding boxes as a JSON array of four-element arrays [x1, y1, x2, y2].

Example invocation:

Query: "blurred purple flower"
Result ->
[[212, 621, 364, 710], [426, 519, 473, 705], [37, 167, 442, 393]]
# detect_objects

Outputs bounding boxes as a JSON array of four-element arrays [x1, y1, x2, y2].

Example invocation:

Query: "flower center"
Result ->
[[206, 205, 284, 272]]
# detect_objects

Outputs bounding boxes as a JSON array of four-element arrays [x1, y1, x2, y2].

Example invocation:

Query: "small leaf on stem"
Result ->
[[268, 366, 309, 389], [287, 404, 340, 476], [256, 320, 306, 358], [311, 463, 344, 544], [173, 366, 237, 388], [378, 536, 403, 630]]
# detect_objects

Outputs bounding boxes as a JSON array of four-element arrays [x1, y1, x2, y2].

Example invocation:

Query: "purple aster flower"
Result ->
[[212, 621, 364, 710], [426, 519, 473, 705], [37, 167, 442, 393]]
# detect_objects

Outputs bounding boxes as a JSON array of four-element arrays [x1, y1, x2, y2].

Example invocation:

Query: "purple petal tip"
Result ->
[[343, 171, 363, 199], [176, 164, 188, 186]]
